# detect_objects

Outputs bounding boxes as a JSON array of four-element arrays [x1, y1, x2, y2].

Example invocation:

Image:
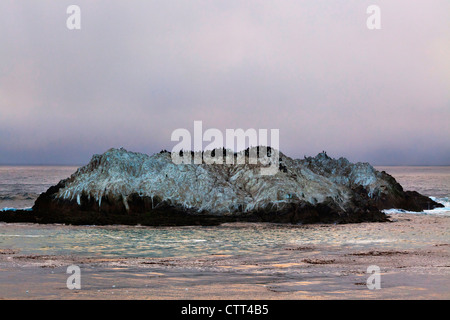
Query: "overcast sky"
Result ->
[[0, 0, 449, 165]]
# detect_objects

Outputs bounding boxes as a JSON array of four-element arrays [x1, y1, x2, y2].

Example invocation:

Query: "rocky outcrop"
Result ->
[[299, 152, 438, 212], [29, 148, 442, 226]]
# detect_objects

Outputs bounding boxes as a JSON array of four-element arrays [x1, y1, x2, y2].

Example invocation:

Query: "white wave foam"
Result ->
[[0, 207, 32, 212], [383, 197, 450, 216], [429, 197, 450, 208]]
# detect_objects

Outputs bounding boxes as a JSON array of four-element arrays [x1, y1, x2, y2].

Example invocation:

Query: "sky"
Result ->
[[0, 0, 449, 165]]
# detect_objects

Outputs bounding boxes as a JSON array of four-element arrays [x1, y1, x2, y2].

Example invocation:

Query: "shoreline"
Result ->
[[0, 213, 449, 299]]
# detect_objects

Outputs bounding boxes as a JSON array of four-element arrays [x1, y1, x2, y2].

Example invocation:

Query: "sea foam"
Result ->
[[0, 207, 32, 212], [383, 197, 450, 216]]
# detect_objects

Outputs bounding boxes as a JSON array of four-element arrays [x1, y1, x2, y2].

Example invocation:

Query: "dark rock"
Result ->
[[1, 148, 440, 226]]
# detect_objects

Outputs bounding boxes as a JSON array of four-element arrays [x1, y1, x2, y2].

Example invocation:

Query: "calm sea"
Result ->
[[0, 166, 78, 210], [0, 165, 448, 258]]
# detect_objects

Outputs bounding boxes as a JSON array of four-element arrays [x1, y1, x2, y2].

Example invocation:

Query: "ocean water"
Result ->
[[0, 165, 449, 258], [375, 166, 450, 216], [0, 166, 78, 210], [375, 166, 450, 198]]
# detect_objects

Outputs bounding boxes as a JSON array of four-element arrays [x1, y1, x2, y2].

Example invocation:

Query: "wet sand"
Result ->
[[0, 214, 449, 300]]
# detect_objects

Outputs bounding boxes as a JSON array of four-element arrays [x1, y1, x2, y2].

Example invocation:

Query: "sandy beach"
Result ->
[[0, 213, 449, 300]]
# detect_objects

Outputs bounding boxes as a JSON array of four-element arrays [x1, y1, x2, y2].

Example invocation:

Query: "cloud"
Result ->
[[0, 0, 449, 165]]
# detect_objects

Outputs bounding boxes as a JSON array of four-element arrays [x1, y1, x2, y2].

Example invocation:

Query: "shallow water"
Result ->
[[1, 217, 448, 258]]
